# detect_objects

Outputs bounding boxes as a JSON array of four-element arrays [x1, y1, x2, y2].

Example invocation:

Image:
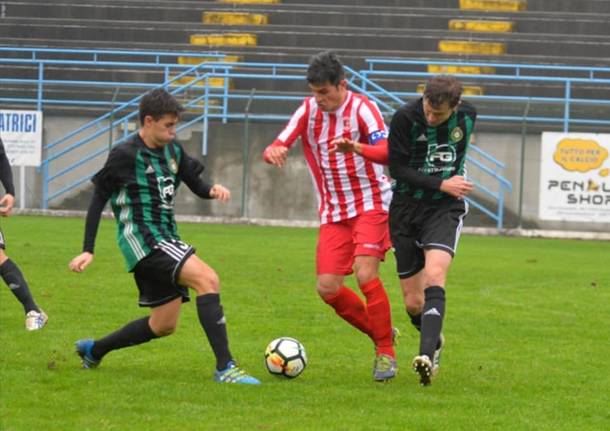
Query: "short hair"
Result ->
[[423, 75, 462, 109], [306, 51, 345, 86], [139, 88, 184, 125]]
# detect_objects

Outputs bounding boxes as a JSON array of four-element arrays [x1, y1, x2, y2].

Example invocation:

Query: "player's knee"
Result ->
[[424, 267, 446, 286], [354, 266, 378, 285], [316, 280, 341, 299], [404, 294, 424, 314], [151, 321, 177, 337], [192, 269, 220, 295]]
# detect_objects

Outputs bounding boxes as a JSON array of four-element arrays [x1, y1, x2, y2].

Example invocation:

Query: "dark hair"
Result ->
[[139, 88, 184, 125], [306, 51, 345, 86], [423, 75, 462, 109]]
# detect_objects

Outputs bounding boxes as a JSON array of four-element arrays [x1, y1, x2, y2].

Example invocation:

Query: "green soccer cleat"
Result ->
[[214, 361, 260, 385], [412, 354, 433, 386], [373, 354, 397, 382], [75, 339, 101, 369]]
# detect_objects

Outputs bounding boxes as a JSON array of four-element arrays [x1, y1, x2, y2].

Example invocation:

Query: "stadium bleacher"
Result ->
[[2, 0, 609, 114]]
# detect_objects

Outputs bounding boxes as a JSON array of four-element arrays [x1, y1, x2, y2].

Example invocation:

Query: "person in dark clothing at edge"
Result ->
[[0, 138, 48, 331]]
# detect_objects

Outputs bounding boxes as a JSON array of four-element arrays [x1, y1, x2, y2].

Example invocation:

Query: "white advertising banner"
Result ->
[[539, 132, 610, 222], [0, 110, 43, 167]]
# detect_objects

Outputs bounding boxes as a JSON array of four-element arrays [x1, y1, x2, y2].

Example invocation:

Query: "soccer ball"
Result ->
[[264, 337, 307, 378]]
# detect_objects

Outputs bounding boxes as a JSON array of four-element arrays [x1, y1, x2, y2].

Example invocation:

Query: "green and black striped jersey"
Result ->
[[388, 98, 477, 200], [91, 134, 211, 270]]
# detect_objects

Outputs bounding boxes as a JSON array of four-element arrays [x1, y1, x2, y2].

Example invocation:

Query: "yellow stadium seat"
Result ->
[[449, 19, 514, 33], [438, 40, 506, 55], [427, 64, 496, 74], [203, 12, 268, 25], [190, 33, 257, 47], [459, 0, 526, 12]]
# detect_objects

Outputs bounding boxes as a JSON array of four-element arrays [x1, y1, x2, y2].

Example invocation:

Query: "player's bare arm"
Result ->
[[264, 146, 289, 168], [440, 175, 474, 199], [69, 252, 94, 273], [0, 193, 15, 216]]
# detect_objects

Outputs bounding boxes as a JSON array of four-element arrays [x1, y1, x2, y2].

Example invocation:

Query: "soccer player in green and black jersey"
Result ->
[[69, 89, 259, 384], [388, 75, 476, 386]]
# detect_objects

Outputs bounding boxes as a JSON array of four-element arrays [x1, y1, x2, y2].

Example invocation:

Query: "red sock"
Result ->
[[323, 286, 373, 338], [360, 278, 395, 358]]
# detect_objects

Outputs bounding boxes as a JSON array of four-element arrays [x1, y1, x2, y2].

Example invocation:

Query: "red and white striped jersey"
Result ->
[[267, 91, 392, 224]]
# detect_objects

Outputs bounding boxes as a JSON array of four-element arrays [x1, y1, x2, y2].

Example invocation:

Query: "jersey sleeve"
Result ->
[[356, 97, 389, 164], [91, 145, 132, 200], [263, 99, 308, 161], [177, 146, 213, 199], [388, 109, 442, 191]]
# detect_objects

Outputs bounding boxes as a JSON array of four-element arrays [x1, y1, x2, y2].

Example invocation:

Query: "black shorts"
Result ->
[[389, 195, 468, 279], [0, 226, 5, 249], [132, 239, 195, 308]]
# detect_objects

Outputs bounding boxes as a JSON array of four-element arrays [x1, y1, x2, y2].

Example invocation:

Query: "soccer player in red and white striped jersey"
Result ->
[[263, 51, 397, 381]]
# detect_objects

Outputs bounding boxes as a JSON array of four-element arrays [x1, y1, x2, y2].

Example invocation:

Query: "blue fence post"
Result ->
[[498, 189, 505, 229], [42, 160, 49, 210], [223, 67, 229, 124], [202, 74, 209, 155], [564, 80, 571, 133], [37, 62, 44, 111]]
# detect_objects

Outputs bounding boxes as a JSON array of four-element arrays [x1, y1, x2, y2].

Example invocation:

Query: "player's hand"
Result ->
[[209, 184, 230, 202], [69, 252, 94, 273], [0, 194, 15, 216], [329, 138, 361, 155], [264, 146, 288, 168], [440, 176, 474, 199]]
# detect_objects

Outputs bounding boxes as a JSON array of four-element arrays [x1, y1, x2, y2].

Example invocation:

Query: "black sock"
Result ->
[[0, 259, 39, 313], [407, 310, 422, 332], [419, 286, 445, 359], [196, 293, 232, 371], [92, 316, 158, 359]]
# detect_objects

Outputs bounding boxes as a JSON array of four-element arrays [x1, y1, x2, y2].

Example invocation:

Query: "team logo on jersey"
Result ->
[[368, 130, 388, 145], [450, 127, 464, 142], [157, 176, 175, 209], [169, 158, 178, 174]]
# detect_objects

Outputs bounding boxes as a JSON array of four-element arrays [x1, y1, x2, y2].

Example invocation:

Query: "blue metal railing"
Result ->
[[360, 59, 610, 132], [0, 48, 559, 227]]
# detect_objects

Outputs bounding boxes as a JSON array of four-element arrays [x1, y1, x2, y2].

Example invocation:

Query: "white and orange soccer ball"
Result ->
[[264, 337, 307, 378]]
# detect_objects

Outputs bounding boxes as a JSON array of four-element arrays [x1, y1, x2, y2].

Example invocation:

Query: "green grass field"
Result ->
[[1, 215, 609, 430]]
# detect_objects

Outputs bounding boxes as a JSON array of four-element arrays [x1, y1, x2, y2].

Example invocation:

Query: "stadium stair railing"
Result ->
[[361, 58, 610, 132], [11, 49, 601, 227]]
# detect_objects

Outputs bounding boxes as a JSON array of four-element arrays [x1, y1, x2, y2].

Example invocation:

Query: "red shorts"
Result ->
[[316, 209, 391, 275]]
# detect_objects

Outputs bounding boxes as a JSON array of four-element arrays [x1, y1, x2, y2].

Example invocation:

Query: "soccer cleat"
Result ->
[[432, 333, 445, 376], [75, 339, 101, 369], [391, 327, 401, 346], [25, 310, 48, 331], [214, 361, 260, 385], [373, 354, 398, 382], [412, 354, 433, 386]]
